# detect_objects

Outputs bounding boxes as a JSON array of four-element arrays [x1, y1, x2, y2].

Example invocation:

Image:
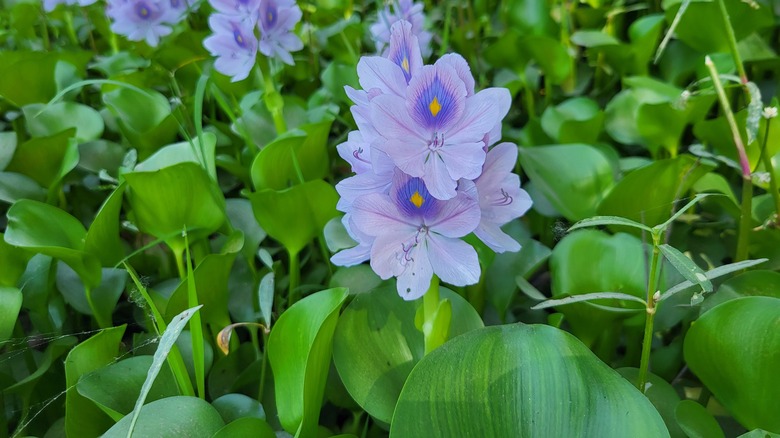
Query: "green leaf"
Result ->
[[569, 216, 653, 233], [76, 356, 179, 417], [332, 285, 483, 424], [226, 198, 267, 264], [0, 233, 31, 287], [661, 258, 767, 301], [549, 230, 647, 347], [617, 368, 686, 438], [55, 264, 126, 325], [674, 400, 725, 438], [540, 97, 604, 143], [5, 199, 101, 288], [65, 325, 126, 437], [519, 144, 614, 221], [0, 172, 46, 204], [248, 180, 339, 256], [0, 51, 91, 106], [532, 292, 647, 310], [212, 393, 266, 423], [0, 287, 22, 343], [597, 155, 713, 231], [701, 270, 780, 315], [658, 244, 712, 293], [267, 288, 348, 436], [5, 128, 78, 189], [684, 296, 780, 432], [23, 102, 104, 143], [85, 183, 127, 267], [102, 396, 225, 437], [125, 162, 226, 254], [211, 417, 275, 438], [125, 306, 203, 436], [250, 121, 333, 190], [102, 85, 178, 156], [0, 131, 17, 171], [390, 324, 670, 437]]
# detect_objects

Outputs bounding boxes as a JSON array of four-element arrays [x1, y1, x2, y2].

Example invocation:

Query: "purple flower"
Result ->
[[168, 0, 197, 23], [203, 13, 258, 82], [474, 143, 533, 252], [349, 170, 481, 300], [210, 0, 260, 19], [370, 57, 511, 200], [370, 0, 432, 57], [107, 0, 178, 47], [330, 215, 373, 267], [44, 0, 98, 12], [257, 0, 303, 65]]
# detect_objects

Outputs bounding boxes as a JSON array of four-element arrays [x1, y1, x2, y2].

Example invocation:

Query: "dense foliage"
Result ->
[[1, 0, 780, 436]]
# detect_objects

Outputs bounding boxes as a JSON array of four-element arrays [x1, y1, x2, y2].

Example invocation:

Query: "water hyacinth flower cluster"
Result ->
[[333, 20, 532, 300], [370, 0, 432, 57], [203, 0, 303, 82], [106, 0, 193, 47]]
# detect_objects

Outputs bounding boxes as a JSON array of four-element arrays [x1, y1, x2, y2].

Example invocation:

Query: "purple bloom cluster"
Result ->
[[203, 0, 303, 82], [106, 0, 193, 47], [44, 0, 98, 13], [370, 0, 432, 57], [333, 20, 532, 300]]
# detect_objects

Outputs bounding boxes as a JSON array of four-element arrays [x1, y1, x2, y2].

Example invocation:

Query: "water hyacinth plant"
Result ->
[[332, 20, 532, 300], [5, 0, 780, 436]]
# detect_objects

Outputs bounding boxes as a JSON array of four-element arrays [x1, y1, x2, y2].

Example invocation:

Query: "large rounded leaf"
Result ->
[[390, 324, 669, 437], [519, 144, 614, 221], [684, 297, 780, 433], [102, 396, 225, 437], [333, 285, 483, 424]]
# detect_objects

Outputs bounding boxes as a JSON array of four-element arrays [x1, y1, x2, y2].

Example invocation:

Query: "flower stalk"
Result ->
[[637, 232, 661, 393], [705, 55, 753, 261], [422, 275, 445, 355]]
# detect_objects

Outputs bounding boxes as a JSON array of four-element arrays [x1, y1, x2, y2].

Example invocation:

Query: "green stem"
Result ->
[[760, 122, 780, 224], [258, 59, 287, 134], [736, 177, 753, 261], [39, 12, 50, 51], [63, 10, 79, 46], [465, 271, 486, 316], [438, 4, 453, 58], [637, 234, 661, 393], [257, 331, 269, 400], [715, 0, 747, 84], [423, 276, 442, 355], [706, 56, 753, 259], [287, 250, 300, 308]]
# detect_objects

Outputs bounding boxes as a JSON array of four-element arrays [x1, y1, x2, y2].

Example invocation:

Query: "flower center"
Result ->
[[234, 29, 246, 47], [135, 2, 152, 18], [410, 191, 424, 208], [427, 132, 444, 151]]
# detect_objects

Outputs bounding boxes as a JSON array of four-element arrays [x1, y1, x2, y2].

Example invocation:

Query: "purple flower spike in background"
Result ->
[[203, 13, 258, 82], [474, 142, 533, 253], [371, 58, 511, 200], [351, 171, 481, 300], [371, 0, 432, 57], [107, 0, 177, 47], [257, 0, 303, 65]]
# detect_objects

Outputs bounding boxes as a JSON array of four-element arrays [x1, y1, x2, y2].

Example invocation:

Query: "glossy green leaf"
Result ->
[[5, 199, 101, 288], [267, 288, 348, 436], [102, 85, 178, 156], [701, 270, 780, 315], [0, 172, 46, 203], [250, 121, 332, 190], [684, 297, 780, 432], [0, 131, 17, 171], [0, 287, 22, 343], [0, 233, 30, 287], [519, 144, 614, 221], [84, 183, 126, 267], [675, 400, 725, 438], [332, 285, 483, 424], [125, 162, 226, 254], [5, 128, 78, 189], [618, 368, 686, 438], [390, 324, 669, 437], [549, 230, 646, 347], [248, 180, 339, 256], [661, 258, 767, 301], [739, 430, 780, 438], [24, 102, 104, 142], [76, 355, 179, 417], [211, 417, 275, 438], [0, 51, 90, 106], [226, 198, 266, 263], [328, 264, 383, 296], [487, 231, 552, 316], [597, 155, 713, 230], [212, 393, 266, 423], [541, 97, 604, 143], [64, 325, 126, 437], [55, 264, 126, 325], [103, 396, 225, 437]]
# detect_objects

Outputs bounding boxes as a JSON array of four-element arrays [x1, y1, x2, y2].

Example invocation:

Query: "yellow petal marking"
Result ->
[[401, 56, 410, 73], [410, 191, 425, 208], [140, 6, 149, 16], [429, 96, 441, 117]]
